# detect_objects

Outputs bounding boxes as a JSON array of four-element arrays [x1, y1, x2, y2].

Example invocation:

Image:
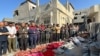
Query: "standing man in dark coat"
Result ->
[[60, 25, 66, 40], [45, 25, 51, 43], [0, 22, 9, 56], [51, 24, 56, 42], [39, 24, 45, 44]]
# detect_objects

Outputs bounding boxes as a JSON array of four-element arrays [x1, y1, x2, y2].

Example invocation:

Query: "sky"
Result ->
[[0, 0, 100, 21]]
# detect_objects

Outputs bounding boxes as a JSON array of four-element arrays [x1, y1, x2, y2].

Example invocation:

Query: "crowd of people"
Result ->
[[1, 21, 100, 56], [0, 21, 80, 56]]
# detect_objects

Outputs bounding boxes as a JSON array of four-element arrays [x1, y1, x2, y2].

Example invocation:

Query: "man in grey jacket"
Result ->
[[18, 23, 28, 51]]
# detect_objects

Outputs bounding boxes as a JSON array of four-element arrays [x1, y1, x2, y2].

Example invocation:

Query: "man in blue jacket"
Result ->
[[28, 22, 38, 49]]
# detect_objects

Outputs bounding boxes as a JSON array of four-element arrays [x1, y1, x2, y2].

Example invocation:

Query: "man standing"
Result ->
[[39, 23, 45, 44], [60, 24, 66, 40], [45, 25, 51, 43], [51, 24, 56, 42], [18, 23, 28, 51], [6, 22, 17, 53], [28, 21, 38, 49], [0, 22, 9, 56], [55, 24, 61, 41]]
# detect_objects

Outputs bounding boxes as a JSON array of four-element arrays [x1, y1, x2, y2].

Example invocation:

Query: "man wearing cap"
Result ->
[[0, 22, 9, 56]]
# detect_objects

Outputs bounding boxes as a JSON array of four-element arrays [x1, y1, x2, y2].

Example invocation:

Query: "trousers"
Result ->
[[29, 35, 37, 49], [8, 38, 16, 52], [56, 33, 60, 41], [0, 41, 7, 55], [19, 38, 27, 50], [52, 33, 57, 41]]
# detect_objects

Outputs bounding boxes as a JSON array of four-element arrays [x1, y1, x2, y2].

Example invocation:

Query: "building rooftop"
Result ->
[[20, 0, 36, 6]]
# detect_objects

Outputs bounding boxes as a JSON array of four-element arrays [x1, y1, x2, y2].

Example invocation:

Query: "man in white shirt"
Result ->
[[6, 22, 17, 53]]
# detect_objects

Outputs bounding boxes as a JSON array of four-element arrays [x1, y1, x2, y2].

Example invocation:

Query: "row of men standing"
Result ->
[[0, 21, 74, 56]]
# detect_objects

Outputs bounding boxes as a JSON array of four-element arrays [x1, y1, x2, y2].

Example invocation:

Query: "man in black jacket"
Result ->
[[0, 22, 9, 56]]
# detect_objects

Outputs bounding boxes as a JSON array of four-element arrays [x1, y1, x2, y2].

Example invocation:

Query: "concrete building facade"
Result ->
[[73, 9, 89, 24], [73, 4, 100, 24], [88, 4, 100, 23], [3, 0, 74, 26]]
